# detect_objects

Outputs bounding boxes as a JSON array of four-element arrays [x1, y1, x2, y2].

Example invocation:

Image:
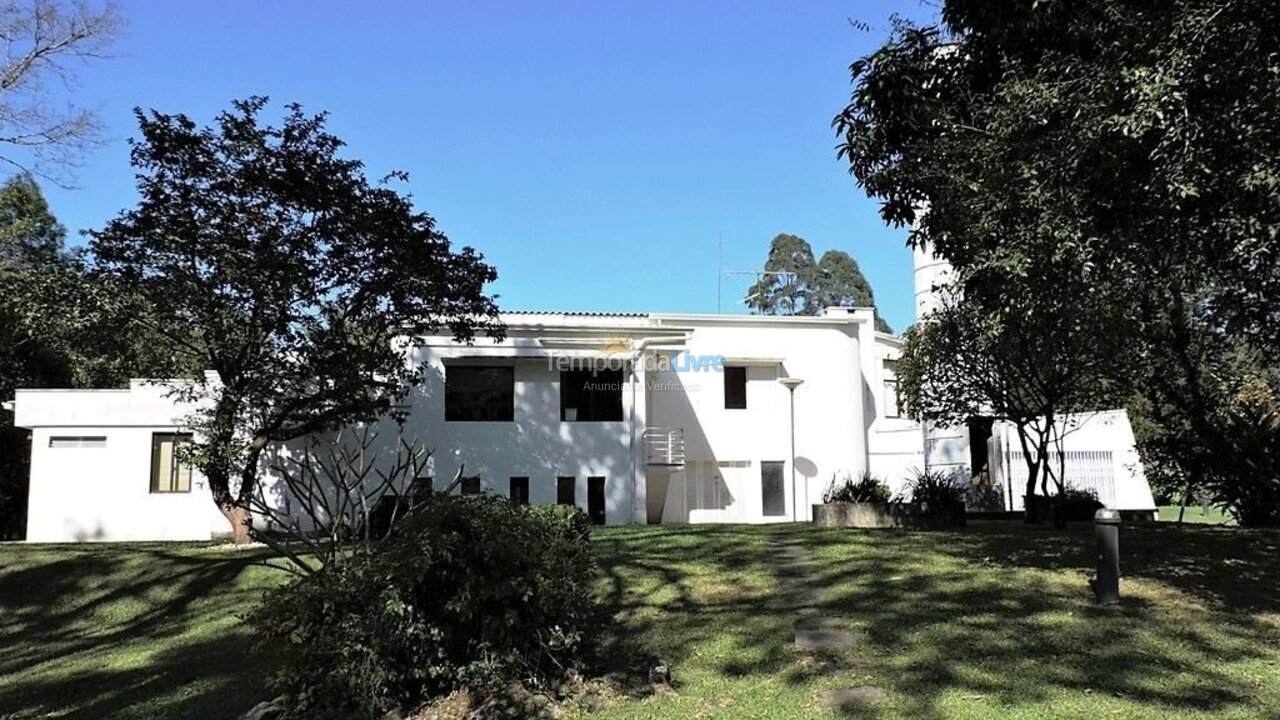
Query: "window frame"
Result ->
[[150, 432, 193, 494], [460, 476, 482, 495]]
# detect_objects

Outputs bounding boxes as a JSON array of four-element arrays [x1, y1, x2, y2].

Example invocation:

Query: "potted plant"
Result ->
[[812, 471, 895, 527]]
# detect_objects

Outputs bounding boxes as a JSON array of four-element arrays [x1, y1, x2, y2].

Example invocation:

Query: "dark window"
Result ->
[[588, 476, 606, 525], [509, 476, 529, 506], [560, 369, 624, 421], [761, 461, 785, 517], [724, 366, 747, 409], [557, 476, 576, 505], [461, 476, 481, 495], [445, 366, 514, 421], [150, 433, 193, 493]]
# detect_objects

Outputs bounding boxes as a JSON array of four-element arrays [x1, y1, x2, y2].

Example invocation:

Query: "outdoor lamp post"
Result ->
[[778, 377, 804, 522]]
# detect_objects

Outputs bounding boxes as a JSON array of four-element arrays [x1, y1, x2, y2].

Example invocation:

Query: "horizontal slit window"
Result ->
[[49, 436, 106, 448]]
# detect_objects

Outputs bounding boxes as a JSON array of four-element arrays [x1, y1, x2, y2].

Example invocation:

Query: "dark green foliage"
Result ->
[[87, 97, 502, 540], [823, 471, 891, 504], [899, 469, 966, 508], [745, 233, 891, 331], [252, 495, 598, 719], [1059, 488, 1104, 523]]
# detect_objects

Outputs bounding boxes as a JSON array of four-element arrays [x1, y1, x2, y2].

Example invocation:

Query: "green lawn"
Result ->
[[3, 522, 1279, 719], [1158, 505, 1236, 525]]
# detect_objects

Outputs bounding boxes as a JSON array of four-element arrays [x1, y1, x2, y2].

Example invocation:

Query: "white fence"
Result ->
[[1005, 450, 1116, 510]]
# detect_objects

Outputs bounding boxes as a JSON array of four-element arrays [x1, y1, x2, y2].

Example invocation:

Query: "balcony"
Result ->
[[643, 427, 685, 466]]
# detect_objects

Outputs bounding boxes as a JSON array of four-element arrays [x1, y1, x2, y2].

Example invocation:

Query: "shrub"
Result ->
[[1060, 487, 1105, 522], [823, 471, 891, 504], [899, 469, 966, 508], [251, 495, 599, 719]]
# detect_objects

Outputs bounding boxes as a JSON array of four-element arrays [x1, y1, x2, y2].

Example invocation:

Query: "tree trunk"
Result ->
[[218, 503, 252, 544]]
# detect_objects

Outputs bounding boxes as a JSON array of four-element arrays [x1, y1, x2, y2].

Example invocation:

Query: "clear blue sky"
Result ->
[[44, 1, 937, 333]]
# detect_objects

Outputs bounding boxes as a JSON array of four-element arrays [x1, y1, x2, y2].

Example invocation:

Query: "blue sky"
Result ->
[[43, 1, 937, 332]]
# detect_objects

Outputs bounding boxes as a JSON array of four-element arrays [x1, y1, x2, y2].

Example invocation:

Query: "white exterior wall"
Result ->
[[16, 383, 227, 542], [397, 346, 639, 525], [865, 332, 926, 496], [12, 310, 891, 540], [644, 315, 866, 524]]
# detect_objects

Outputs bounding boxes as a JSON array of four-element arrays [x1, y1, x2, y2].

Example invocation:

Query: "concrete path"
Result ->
[[769, 532, 886, 711]]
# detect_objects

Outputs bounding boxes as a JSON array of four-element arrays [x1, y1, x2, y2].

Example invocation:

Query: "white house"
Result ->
[[8, 286, 1157, 542], [12, 307, 924, 541]]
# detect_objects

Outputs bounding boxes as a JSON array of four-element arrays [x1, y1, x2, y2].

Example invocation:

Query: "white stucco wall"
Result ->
[[16, 384, 227, 542], [645, 315, 866, 523]]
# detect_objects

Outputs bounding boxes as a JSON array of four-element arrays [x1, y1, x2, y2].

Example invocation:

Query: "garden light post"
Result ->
[[1094, 508, 1121, 604], [779, 377, 804, 522]]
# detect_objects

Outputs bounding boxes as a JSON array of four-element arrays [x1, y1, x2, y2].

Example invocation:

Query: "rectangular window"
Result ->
[[49, 436, 107, 448], [761, 461, 786, 517], [724, 366, 747, 409], [461, 476, 482, 495], [150, 433, 193, 493], [509, 476, 529, 506], [885, 380, 901, 419], [588, 476, 606, 525], [557, 476, 576, 506], [560, 369, 624, 421], [445, 365, 514, 422]]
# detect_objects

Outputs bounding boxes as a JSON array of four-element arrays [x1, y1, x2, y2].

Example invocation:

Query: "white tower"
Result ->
[[911, 244, 972, 479]]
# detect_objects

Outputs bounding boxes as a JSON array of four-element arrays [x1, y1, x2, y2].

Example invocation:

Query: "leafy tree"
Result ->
[[0, 0, 122, 182], [814, 250, 892, 333], [0, 173, 163, 537], [896, 277, 1126, 523], [88, 97, 503, 543], [746, 233, 815, 316], [0, 173, 65, 265], [835, 0, 1280, 525], [746, 233, 892, 331]]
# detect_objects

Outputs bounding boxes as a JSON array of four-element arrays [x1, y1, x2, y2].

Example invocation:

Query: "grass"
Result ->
[[3, 521, 1279, 719], [1158, 504, 1236, 525]]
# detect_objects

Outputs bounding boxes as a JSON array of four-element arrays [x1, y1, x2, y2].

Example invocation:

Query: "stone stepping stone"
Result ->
[[793, 617, 855, 653], [819, 686, 886, 710]]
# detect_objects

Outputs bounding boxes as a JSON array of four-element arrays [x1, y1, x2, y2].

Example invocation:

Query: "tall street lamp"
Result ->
[[778, 377, 804, 522]]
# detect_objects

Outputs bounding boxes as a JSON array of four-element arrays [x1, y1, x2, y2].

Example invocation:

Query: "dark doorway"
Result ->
[[587, 476, 606, 525]]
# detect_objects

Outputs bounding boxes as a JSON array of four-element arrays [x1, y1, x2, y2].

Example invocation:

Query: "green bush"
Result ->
[[899, 469, 966, 507], [1060, 487, 1105, 522], [823, 471, 891, 504], [251, 495, 599, 719]]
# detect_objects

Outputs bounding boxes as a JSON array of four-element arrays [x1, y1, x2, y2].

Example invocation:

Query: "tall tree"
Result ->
[[88, 97, 503, 543], [746, 234, 892, 331], [0, 1, 121, 182], [745, 233, 815, 316], [813, 250, 892, 333], [0, 172, 64, 264], [835, 0, 1280, 525]]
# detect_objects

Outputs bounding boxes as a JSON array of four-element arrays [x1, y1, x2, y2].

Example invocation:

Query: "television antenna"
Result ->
[[719, 269, 799, 315]]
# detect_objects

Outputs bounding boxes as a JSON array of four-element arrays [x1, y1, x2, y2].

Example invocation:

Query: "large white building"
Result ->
[[12, 307, 931, 541], [7, 249, 1157, 542]]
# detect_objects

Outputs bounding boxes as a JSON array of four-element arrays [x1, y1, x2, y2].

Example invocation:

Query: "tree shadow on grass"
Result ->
[[590, 522, 1279, 719], [786, 521, 1280, 719], [0, 544, 281, 720]]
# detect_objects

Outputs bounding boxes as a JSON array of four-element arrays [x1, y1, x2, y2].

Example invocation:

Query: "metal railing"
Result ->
[[1006, 450, 1116, 509], [643, 427, 685, 466]]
